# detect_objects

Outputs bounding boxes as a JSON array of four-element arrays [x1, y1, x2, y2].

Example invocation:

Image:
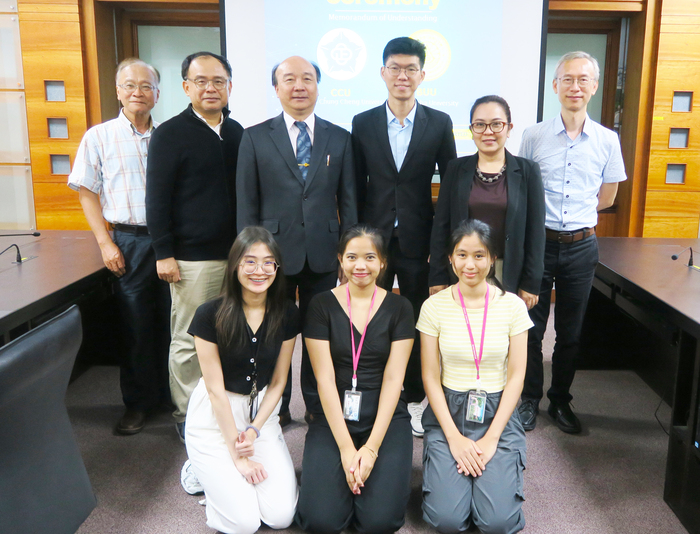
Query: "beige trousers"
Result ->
[[169, 259, 226, 422]]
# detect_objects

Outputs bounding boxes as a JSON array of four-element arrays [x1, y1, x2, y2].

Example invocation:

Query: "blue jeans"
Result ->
[[523, 234, 599, 404], [113, 229, 171, 411]]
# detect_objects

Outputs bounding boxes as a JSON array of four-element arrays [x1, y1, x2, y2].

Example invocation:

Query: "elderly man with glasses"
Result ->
[[146, 51, 244, 442], [69, 58, 171, 435]]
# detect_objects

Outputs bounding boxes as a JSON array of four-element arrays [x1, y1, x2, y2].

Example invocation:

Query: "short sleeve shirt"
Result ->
[[188, 298, 300, 395], [417, 286, 532, 393], [519, 114, 626, 231]]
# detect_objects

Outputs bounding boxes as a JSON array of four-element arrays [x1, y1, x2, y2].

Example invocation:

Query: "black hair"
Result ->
[[337, 224, 388, 285], [382, 37, 426, 68], [271, 59, 321, 87], [215, 226, 287, 349], [448, 219, 506, 294], [469, 95, 512, 124], [181, 52, 232, 80]]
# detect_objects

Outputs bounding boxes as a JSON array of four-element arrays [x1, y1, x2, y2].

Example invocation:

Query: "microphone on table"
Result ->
[[0, 231, 41, 237], [671, 246, 695, 267], [0, 243, 23, 263]]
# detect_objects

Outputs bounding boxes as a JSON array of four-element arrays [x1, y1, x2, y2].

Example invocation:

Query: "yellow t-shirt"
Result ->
[[416, 285, 533, 393]]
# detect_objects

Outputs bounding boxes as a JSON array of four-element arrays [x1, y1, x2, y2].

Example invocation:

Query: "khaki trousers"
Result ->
[[169, 259, 226, 422]]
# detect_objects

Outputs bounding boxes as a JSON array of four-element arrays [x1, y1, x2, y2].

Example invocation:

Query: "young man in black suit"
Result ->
[[236, 56, 357, 423], [352, 37, 457, 436]]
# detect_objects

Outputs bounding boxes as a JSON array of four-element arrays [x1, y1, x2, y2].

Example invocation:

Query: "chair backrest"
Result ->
[[0, 305, 96, 534]]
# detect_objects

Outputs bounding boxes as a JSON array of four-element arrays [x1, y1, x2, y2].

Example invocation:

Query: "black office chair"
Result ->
[[0, 305, 96, 533]]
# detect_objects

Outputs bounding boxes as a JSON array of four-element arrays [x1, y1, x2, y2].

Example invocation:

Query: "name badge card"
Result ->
[[466, 390, 487, 424], [343, 390, 362, 421]]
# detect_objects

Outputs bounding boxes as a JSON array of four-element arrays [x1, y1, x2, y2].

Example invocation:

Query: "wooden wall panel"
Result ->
[[18, 0, 89, 230], [643, 191, 700, 237]]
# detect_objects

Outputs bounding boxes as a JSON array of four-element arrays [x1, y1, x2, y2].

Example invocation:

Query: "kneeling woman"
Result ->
[[296, 225, 415, 534], [417, 220, 532, 534], [186, 226, 299, 534]]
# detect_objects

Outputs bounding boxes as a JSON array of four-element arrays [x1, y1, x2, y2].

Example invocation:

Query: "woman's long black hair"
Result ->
[[215, 226, 287, 348]]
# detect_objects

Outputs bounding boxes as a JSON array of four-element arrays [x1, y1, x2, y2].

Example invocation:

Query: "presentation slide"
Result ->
[[225, 0, 544, 156]]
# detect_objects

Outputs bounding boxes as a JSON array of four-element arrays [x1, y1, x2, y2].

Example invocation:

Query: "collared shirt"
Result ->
[[193, 108, 223, 137], [283, 111, 316, 156], [68, 110, 157, 225], [386, 100, 416, 172], [519, 114, 626, 231]]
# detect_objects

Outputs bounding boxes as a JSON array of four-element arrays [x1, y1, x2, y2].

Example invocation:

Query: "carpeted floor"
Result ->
[[67, 310, 688, 534]]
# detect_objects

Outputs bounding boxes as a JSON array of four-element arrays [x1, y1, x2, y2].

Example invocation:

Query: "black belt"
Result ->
[[545, 227, 595, 244], [113, 223, 149, 236]]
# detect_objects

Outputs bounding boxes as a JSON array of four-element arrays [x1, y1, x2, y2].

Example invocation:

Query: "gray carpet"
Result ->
[[67, 312, 688, 534]]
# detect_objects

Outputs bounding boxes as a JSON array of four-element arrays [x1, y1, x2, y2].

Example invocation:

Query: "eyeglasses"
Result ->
[[240, 260, 278, 275], [558, 76, 593, 87], [186, 78, 229, 90], [470, 121, 508, 134], [384, 65, 421, 77], [118, 83, 156, 93]]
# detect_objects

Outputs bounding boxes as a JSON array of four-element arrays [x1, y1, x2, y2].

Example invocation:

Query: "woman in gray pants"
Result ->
[[417, 219, 532, 534]]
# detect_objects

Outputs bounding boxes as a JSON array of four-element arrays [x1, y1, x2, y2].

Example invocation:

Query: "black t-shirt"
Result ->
[[188, 298, 300, 395], [304, 290, 415, 429]]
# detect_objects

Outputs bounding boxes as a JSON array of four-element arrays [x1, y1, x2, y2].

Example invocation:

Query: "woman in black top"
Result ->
[[185, 226, 299, 534], [429, 95, 545, 311], [296, 224, 415, 534]]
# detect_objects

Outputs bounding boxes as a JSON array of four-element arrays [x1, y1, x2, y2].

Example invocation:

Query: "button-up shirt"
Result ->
[[519, 114, 626, 231], [386, 101, 417, 227], [68, 110, 157, 225], [283, 111, 315, 156]]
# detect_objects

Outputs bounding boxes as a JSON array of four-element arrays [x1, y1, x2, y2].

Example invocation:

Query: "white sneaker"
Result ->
[[408, 402, 425, 437], [180, 459, 203, 495]]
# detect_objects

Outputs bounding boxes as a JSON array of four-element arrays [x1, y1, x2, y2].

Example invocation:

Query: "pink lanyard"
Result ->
[[457, 284, 490, 387], [347, 284, 377, 391]]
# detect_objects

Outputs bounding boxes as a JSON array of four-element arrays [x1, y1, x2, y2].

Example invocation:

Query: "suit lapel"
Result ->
[[400, 102, 427, 175], [305, 115, 329, 190], [269, 113, 305, 187], [504, 150, 522, 232], [458, 154, 478, 220], [375, 105, 398, 174]]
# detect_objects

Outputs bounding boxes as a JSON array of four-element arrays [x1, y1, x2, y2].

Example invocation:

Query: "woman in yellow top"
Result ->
[[417, 219, 533, 534]]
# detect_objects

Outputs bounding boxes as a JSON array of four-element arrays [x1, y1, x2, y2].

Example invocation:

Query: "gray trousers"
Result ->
[[422, 388, 526, 534]]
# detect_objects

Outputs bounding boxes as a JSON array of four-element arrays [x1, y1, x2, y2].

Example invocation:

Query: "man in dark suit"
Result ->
[[236, 56, 357, 422], [352, 37, 456, 436]]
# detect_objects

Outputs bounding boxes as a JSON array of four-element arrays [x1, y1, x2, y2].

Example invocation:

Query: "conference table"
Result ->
[[0, 231, 113, 354], [582, 237, 700, 534]]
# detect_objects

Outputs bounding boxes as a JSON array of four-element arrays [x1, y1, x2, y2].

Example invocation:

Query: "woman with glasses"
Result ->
[[184, 226, 299, 534], [295, 224, 415, 534], [429, 95, 545, 312]]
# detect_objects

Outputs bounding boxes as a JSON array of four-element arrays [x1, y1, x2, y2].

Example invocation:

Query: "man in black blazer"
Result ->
[[352, 37, 456, 436], [236, 56, 357, 421]]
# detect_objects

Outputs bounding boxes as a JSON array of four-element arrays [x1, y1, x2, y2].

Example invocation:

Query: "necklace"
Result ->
[[476, 163, 506, 183]]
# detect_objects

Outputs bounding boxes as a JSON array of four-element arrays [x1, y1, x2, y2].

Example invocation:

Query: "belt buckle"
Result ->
[[558, 232, 572, 244]]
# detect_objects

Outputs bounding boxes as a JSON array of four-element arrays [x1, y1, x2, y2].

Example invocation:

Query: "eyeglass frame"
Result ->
[[239, 260, 279, 275], [557, 76, 594, 88], [117, 83, 157, 93], [383, 65, 422, 78], [469, 121, 508, 134], [186, 77, 230, 91]]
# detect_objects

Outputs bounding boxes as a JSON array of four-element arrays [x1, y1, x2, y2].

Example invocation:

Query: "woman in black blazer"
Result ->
[[428, 95, 545, 309]]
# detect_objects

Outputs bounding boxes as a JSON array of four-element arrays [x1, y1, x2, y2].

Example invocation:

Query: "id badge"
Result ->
[[343, 390, 362, 421], [466, 390, 487, 424]]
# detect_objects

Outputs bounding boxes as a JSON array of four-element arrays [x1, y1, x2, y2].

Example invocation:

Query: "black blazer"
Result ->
[[429, 150, 545, 295], [236, 113, 357, 276], [352, 102, 456, 259]]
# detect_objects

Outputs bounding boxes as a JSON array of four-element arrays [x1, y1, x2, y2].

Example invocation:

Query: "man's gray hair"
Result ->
[[115, 58, 161, 85], [553, 51, 600, 81]]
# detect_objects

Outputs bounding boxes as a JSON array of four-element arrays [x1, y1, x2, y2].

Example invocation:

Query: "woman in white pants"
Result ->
[[185, 226, 299, 534]]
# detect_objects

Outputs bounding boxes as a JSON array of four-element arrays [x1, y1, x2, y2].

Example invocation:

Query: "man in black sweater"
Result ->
[[146, 52, 243, 442]]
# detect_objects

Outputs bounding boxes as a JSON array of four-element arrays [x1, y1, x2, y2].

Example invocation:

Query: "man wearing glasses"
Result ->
[[146, 51, 244, 441], [351, 37, 456, 437], [518, 51, 627, 434], [69, 58, 171, 436], [236, 56, 357, 425]]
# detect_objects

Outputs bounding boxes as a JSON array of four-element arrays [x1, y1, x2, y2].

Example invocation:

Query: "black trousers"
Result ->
[[281, 262, 338, 414], [523, 234, 599, 404], [379, 236, 428, 403], [112, 229, 171, 411], [296, 415, 412, 534]]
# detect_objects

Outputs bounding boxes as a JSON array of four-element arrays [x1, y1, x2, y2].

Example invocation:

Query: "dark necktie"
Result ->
[[295, 121, 311, 181]]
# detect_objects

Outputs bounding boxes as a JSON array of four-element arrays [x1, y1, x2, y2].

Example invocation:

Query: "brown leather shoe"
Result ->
[[115, 409, 146, 435]]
